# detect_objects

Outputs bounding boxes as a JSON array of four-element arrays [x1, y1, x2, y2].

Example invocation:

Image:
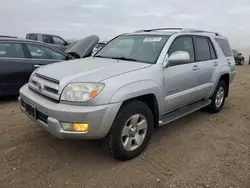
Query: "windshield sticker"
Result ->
[[143, 37, 162, 42]]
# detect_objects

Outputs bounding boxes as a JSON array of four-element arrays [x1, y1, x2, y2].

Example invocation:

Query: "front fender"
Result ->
[[110, 80, 164, 114]]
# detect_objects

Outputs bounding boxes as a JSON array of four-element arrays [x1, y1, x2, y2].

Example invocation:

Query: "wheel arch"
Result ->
[[219, 73, 230, 97], [209, 71, 230, 97], [110, 80, 164, 129], [121, 94, 160, 129]]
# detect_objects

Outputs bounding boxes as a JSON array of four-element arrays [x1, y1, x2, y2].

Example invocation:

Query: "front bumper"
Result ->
[[19, 84, 122, 140]]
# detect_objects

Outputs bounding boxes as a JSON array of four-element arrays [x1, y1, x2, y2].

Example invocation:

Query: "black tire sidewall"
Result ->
[[108, 101, 154, 161]]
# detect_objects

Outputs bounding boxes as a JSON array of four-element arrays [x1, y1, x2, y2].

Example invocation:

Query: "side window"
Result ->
[[26, 44, 67, 60], [195, 37, 211, 61], [215, 38, 232, 57], [208, 39, 217, 59], [0, 43, 25, 58], [27, 34, 38, 41], [42, 35, 54, 44], [168, 36, 195, 64], [53, 36, 66, 45]]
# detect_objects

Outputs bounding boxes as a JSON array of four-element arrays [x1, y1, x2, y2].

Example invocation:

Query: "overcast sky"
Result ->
[[1, 0, 250, 50]]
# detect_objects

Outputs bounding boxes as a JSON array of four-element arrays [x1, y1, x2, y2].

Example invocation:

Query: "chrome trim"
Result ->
[[30, 58, 60, 61], [0, 57, 62, 61], [0, 57, 28, 60], [36, 73, 59, 84], [32, 76, 59, 90], [28, 83, 59, 101], [28, 73, 60, 101], [165, 83, 213, 100]]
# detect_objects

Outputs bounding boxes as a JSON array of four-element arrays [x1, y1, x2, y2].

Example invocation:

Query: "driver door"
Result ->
[[24, 43, 68, 71], [163, 36, 201, 113]]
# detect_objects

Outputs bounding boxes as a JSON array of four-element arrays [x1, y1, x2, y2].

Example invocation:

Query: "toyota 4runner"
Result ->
[[19, 28, 236, 161]]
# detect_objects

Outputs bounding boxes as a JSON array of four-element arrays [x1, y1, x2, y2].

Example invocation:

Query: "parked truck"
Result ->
[[26, 33, 71, 51]]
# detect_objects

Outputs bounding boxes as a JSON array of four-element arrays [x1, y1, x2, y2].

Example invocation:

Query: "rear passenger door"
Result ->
[[0, 42, 32, 95], [25, 43, 68, 70], [193, 36, 218, 98]]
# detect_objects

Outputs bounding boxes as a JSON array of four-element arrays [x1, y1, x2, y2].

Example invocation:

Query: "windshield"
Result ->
[[95, 35, 169, 64]]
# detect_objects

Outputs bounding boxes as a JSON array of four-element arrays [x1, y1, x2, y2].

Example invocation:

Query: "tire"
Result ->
[[239, 59, 245, 65], [106, 101, 154, 161], [206, 80, 227, 113]]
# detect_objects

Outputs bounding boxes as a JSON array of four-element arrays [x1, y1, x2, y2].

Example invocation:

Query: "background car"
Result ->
[[91, 41, 108, 56], [0, 38, 73, 96], [233, 49, 245, 65], [26, 33, 71, 51], [65, 35, 100, 58], [0, 35, 99, 96]]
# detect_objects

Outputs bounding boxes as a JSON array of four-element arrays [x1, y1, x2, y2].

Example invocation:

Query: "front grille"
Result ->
[[44, 86, 58, 94], [36, 111, 48, 124], [32, 80, 37, 85], [29, 73, 60, 101], [29, 87, 59, 103], [36, 73, 59, 84]]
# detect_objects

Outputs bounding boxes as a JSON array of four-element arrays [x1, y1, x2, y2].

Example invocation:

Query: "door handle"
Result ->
[[214, 61, 219, 66], [193, 65, 199, 71], [34, 64, 41, 68]]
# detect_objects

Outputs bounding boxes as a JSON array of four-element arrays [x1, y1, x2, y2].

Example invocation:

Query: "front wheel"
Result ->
[[206, 80, 227, 113], [107, 101, 154, 161]]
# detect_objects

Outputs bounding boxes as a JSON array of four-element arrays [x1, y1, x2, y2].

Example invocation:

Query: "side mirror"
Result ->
[[167, 51, 191, 67], [238, 53, 242, 56]]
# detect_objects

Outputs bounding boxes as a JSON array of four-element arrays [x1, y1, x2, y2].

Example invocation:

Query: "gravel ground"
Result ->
[[0, 66, 250, 188]]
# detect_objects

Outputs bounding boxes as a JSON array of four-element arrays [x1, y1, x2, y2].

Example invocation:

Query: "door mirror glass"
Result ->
[[167, 51, 190, 66]]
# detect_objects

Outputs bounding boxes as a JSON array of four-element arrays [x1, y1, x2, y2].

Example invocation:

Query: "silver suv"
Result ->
[[19, 28, 236, 161]]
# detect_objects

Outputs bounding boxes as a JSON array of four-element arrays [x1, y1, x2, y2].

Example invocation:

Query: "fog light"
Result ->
[[61, 122, 72, 130], [72, 123, 89, 131], [60, 122, 89, 132]]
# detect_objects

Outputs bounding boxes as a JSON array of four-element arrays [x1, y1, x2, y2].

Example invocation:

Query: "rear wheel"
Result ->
[[206, 80, 227, 113], [241, 59, 245, 65], [107, 101, 154, 161]]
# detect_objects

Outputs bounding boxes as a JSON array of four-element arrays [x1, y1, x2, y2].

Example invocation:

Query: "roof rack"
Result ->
[[0, 35, 18, 38], [134, 28, 222, 36], [183, 29, 222, 36], [134, 28, 183, 33]]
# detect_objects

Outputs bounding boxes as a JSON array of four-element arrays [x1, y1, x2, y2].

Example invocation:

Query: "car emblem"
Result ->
[[37, 82, 43, 90]]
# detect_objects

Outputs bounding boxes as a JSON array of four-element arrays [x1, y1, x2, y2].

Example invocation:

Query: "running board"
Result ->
[[159, 99, 211, 126]]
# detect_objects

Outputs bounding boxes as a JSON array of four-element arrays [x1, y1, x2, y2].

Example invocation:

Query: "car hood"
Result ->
[[35, 57, 151, 85], [65, 35, 99, 58]]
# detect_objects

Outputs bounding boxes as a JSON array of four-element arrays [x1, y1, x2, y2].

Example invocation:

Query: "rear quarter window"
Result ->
[[27, 34, 38, 41], [215, 38, 232, 57]]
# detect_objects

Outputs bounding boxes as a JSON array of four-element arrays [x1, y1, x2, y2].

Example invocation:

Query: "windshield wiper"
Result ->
[[109, 57, 138, 62], [94, 55, 107, 58], [94, 55, 138, 62]]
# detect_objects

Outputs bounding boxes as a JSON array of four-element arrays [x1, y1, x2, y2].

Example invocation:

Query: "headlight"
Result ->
[[60, 83, 104, 102]]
